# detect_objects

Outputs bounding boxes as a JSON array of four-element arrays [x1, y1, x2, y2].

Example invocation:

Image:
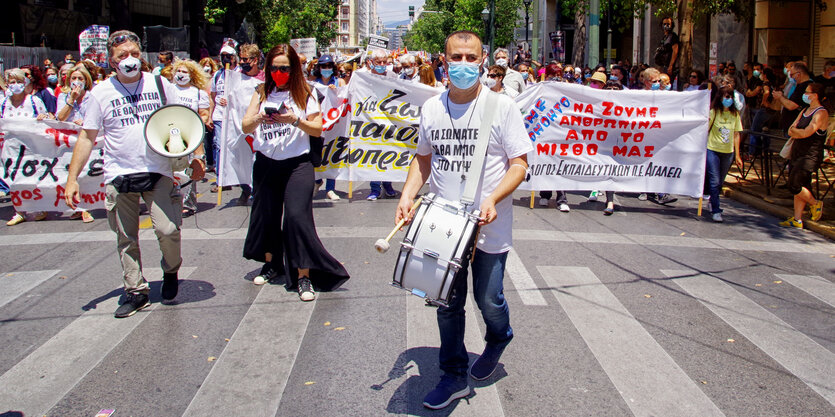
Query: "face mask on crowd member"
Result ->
[[7, 80, 25, 95], [722, 96, 734, 108], [448, 60, 480, 89], [174, 68, 191, 85]]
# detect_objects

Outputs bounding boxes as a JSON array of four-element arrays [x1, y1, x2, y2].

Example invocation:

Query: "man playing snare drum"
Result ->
[[395, 30, 532, 410]]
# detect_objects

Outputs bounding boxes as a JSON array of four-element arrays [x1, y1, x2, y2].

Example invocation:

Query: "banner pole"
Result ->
[[530, 191, 534, 209], [217, 63, 230, 206]]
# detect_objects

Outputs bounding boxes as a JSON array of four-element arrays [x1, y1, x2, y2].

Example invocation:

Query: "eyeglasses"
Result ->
[[270, 65, 291, 73], [487, 73, 500, 78], [690, 75, 698, 78], [108, 33, 140, 49]]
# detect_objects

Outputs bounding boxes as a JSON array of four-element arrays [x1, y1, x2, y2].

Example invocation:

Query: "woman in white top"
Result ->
[[241, 44, 349, 301], [161, 58, 211, 216], [3, 68, 50, 226], [56, 64, 96, 223]]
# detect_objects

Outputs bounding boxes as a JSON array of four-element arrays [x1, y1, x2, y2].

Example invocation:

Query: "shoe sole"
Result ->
[[469, 361, 499, 381], [114, 300, 151, 318], [299, 292, 316, 301], [422, 386, 471, 410]]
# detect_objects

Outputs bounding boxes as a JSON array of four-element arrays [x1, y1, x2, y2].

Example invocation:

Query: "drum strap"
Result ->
[[461, 90, 497, 207]]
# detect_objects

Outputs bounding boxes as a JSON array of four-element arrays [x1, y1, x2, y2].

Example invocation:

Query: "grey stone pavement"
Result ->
[[0, 178, 833, 417]]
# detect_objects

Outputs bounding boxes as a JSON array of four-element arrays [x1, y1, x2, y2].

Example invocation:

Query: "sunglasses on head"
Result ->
[[108, 34, 140, 49], [270, 65, 292, 73]]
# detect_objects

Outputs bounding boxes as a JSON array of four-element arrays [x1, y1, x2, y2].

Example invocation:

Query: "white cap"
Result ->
[[220, 45, 237, 56]]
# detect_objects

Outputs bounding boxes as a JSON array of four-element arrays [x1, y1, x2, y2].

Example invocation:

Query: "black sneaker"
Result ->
[[161, 272, 178, 302], [114, 293, 150, 318], [298, 277, 316, 301], [469, 343, 507, 380], [423, 375, 471, 410], [237, 189, 251, 206], [253, 263, 278, 285]]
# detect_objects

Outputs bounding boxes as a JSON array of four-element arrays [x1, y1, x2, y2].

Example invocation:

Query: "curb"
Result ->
[[724, 184, 835, 242]]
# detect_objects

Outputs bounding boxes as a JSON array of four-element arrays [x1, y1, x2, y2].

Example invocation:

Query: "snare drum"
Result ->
[[392, 193, 481, 306]]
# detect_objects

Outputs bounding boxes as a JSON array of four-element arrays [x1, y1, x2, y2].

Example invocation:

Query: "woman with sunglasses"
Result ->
[[780, 83, 830, 228], [241, 44, 350, 301], [485, 65, 517, 98]]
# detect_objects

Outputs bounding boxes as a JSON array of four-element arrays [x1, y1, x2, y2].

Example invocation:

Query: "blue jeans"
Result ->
[[438, 249, 513, 377], [0, 178, 8, 193], [212, 120, 222, 178], [370, 181, 394, 195], [704, 149, 734, 214], [315, 178, 336, 191]]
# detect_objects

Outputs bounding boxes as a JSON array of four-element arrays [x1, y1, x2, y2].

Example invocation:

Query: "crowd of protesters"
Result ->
[[1, 20, 833, 228]]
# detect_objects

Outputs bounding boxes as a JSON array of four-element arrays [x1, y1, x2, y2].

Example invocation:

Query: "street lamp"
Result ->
[[523, 0, 531, 51], [481, 0, 495, 64]]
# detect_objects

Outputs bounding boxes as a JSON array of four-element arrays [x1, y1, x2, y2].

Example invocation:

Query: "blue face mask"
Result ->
[[788, 77, 796, 84], [722, 97, 734, 108], [651, 82, 661, 91], [447, 61, 481, 90], [321, 69, 334, 79], [753, 70, 760, 77], [521, 72, 529, 80], [802, 93, 812, 104], [47, 75, 58, 84], [373, 65, 386, 74], [783, 67, 788, 75], [664, 84, 672, 90], [829, 71, 835, 78], [610, 75, 619, 81]]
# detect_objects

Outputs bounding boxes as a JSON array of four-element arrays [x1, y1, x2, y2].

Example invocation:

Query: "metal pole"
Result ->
[[525, 3, 530, 48], [606, 1, 612, 67], [489, 0, 496, 65], [589, 0, 599, 67]]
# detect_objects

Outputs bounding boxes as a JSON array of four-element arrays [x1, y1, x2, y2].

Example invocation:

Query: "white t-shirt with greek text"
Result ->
[[174, 85, 210, 112], [83, 72, 181, 183], [417, 88, 532, 254], [254, 91, 319, 161]]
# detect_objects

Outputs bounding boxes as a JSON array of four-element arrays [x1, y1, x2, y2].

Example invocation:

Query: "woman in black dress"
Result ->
[[779, 83, 830, 228], [241, 44, 349, 300]]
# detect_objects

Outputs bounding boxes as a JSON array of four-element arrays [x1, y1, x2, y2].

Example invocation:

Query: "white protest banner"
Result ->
[[217, 70, 257, 188], [79, 25, 110, 68], [316, 71, 440, 181], [290, 38, 317, 58], [0, 119, 106, 212], [366, 35, 389, 52], [516, 82, 710, 196]]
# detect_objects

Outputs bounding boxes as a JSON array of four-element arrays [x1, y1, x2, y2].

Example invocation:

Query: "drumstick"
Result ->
[[375, 197, 423, 253]]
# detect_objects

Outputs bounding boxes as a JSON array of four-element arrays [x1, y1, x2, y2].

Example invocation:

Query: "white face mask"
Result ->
[[71, 80, 85, 91], [404, 67, 414, 76], [8, 83, 24, 95], [495, 58, 508, 68], [203, 66, 211, 74], [174, 73, 191, 85], [484, 77, 497, 88], [117, 56, 141, 77]]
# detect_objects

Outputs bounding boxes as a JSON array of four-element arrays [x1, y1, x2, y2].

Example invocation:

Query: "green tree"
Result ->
[[205, 0, 340, 49], [404, 0, 522, 53]]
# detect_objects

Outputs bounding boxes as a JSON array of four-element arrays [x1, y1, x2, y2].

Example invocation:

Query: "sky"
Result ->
[[377, 0, 425, 27]]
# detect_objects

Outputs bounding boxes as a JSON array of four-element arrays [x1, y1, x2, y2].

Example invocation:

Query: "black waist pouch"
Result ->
[[111, 172, 162, 193]]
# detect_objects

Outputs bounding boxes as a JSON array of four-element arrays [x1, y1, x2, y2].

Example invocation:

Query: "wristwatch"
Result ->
[[292, 115, 301, 127]]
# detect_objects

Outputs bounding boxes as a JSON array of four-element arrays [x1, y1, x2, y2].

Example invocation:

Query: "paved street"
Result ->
[[1, 179, 833, 417]]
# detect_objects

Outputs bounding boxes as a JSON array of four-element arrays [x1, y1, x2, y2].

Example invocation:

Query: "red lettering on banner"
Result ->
[[45, 128, 77, 148]]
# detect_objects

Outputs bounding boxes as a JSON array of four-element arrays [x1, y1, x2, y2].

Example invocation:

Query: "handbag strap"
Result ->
[[461, 90, 497, 207], [154, 74, 168, 106]]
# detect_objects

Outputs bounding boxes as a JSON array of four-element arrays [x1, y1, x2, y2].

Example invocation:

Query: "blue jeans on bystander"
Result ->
[[704, 149, 734, 214]]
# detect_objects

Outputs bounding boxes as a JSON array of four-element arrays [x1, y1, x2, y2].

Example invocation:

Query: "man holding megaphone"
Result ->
[[65, 30, 206, 318]]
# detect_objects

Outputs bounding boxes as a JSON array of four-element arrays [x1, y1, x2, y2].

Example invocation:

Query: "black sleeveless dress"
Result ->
[[790, 106, 827, 172]]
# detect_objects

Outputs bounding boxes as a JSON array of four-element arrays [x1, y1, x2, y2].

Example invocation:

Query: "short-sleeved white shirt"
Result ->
[[210, 68, 243, 121], [174, 85, 210, 112], [83, 72, 181, 183], [56, 92, 91, 122], [1, 94, 47, 119], [254, 90, 320, 161], [416, 88, 532, 254]]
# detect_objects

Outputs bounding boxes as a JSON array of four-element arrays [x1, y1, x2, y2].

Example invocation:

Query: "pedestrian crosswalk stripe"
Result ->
[[0, 267, 196, 417], [4, 227, 832, 254], [663, 269, 835, 406], [0, 270, 60, 310], [403, 294, 505, 416], [540, 266, 726, 417], [773, 274, 835, 308], [505, 249, 547, 306], [182, 283, 316, 416]]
